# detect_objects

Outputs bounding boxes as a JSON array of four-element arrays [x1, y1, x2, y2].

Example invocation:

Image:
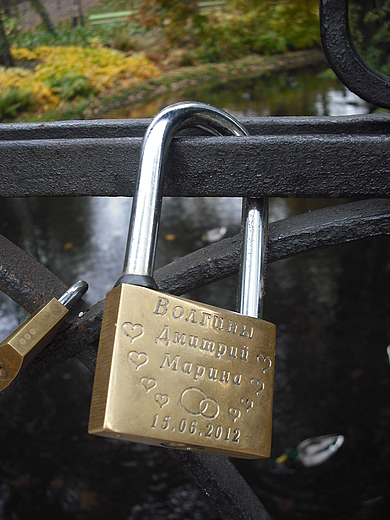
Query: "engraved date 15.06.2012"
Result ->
[[151, 414, 240, 443]]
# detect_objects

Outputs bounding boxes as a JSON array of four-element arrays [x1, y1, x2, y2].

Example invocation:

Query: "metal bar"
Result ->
[[57, 280, 88, 309], [121, 102, 251, 283], [1, 114, 389, 140], [238, 198, 268, 318], [0, 134, 389, 198], [155, 198, 390, 296], [88, 10, 134, 21], [172, 450, 272, 520], [320, 0, 390, 109], [0, 234, 68, 312]]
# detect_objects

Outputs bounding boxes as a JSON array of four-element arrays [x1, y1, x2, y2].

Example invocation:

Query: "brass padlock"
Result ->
[[0, 280, 88, 391], [89, 102, 276, 458]]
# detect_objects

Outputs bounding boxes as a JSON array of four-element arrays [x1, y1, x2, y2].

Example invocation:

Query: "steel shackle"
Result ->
[[117, 101, 268, 319]]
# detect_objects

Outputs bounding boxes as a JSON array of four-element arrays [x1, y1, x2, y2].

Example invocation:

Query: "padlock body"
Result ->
[[89, 284, 276, 458], [0, 299, 68, 391]]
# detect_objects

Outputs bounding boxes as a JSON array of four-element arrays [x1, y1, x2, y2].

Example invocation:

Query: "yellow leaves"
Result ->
[[4, 45, 162, 116], [88, 36, 104, 49], [0, 67, 33, 102], [0, 66, 31, 84], [11, 48, 37, 61], [30, 82, 59, 110]]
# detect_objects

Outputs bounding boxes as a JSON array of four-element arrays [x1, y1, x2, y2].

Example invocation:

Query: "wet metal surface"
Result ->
[[320, 0, 390, 109], [1, 122, 389, 198]]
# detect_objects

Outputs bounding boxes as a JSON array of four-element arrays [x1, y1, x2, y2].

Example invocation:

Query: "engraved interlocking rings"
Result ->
[[181, 387, 220, 420]]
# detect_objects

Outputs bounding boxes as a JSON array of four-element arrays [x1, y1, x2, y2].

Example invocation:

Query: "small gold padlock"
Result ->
[[89, 102, 276, 458], [0, 280, 88, 391]]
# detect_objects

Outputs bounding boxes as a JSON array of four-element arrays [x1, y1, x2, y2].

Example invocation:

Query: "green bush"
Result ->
[[49, 72, 93, 100], [138, 0, 205, 45], [269, 1, 320, 50], [0, 88, 32, 121], [193, 0, 320, 63], [112, 29, 138, 52], [350, 0, 390, 75], [9, 21, 143, 51], [229, 0, 320, 54], [3, 15, 21, 37], [195, 23, 244, 63], [252, 30, 287, 55]]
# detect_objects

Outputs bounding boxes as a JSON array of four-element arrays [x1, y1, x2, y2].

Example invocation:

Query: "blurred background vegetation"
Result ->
[[0, 0, 389, 121]]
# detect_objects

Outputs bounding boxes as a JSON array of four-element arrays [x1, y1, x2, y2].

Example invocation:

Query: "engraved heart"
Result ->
[[155, 393, 169, 408], [228, 407, 241, 422], [140, 377, 156, 392], [250, 378, 264, 395], [257, 354, 272, 373], [122, 322, 144, 343], [240, 397, 254, 412], [128, 351, 148, 369]]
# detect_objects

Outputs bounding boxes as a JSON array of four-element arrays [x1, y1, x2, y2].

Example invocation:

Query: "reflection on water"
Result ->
[[105, 65, 371, 120], [315, 88, 370, 116], [1, 67, 389, 519]]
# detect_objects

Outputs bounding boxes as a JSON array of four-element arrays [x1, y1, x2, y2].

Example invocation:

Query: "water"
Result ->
[[1, 66, 389, 519], [105, 66, 370, 119]]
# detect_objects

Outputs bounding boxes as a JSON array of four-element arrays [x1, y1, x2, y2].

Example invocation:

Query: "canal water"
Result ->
[[0, 65, 389, 519]]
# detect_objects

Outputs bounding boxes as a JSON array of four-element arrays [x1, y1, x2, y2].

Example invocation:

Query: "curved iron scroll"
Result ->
[[320, 0, 390, 109], [1, 198, 389, 519]]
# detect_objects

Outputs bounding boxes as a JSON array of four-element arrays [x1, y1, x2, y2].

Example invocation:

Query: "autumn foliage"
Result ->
[[138, 0, 204, 43], [0, 43, 161, 119]]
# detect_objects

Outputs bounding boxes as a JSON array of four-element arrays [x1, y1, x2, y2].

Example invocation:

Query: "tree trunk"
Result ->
[[76, 0, 84, 27], [2, 0, 11, 17], [0, 11, 13, 67], [30, 0, 57, 34]]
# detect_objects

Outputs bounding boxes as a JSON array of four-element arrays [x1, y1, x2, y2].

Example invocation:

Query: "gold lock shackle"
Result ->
[[118, 101, 268, 319], [0, 280, 88, 391]]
